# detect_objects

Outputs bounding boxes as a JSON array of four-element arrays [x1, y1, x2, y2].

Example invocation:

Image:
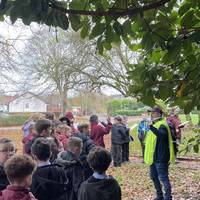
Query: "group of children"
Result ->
[[0, 112, 128, 200]]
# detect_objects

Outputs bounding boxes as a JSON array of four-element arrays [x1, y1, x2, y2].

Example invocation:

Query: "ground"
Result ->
[[0, 127, 200, 200]]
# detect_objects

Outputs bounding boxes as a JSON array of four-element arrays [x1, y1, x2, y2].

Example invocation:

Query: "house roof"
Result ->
[[0, 96, 16, 105]]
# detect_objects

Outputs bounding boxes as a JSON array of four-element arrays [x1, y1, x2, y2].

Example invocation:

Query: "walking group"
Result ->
[[0, 107, 183, 200]]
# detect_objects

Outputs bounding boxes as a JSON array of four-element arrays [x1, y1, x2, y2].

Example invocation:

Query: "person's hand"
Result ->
[[107, 116, 111, 123]]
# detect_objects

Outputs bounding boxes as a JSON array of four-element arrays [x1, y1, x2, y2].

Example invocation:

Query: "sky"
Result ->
[[0, 19, 121, 97]]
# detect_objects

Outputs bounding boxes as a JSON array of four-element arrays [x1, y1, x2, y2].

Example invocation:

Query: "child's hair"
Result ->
[[77, 123, 89, 132], [68, 137, 82, 151], [89, 115, 98, 123], [87, 147, 112, 174], [4, 155, 35, 184], [31, 138, 51, 161], [45, 112, 55, 121], [35, 119, 52, 135], [0, 138, 12, 145], [114, 116, 122, 123]]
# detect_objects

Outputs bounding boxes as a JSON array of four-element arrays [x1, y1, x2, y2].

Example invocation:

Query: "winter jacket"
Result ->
[[90, 122, 112, 147], [0, 166, 9, 191], [0, 185, 37, 200], [25, 135, 43, 155], [74, 132, 95, 179], [30, 164, 69, 200], [111, 124, 128, 145], [55, 151, 85, 200], [78, 176, 121, 200], [22, 132, 36, 154]]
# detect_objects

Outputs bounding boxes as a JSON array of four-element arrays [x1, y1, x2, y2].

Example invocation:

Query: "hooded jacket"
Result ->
[[0, 186, 37, 200], [30, 164, 69, 200], [74, 132, 95, 179], [55, 151, 85, 200], [78, 176, 121, 200], [90, 122, 112, 147], [111, 124, 128, 144], [0, 166, 9, 191]]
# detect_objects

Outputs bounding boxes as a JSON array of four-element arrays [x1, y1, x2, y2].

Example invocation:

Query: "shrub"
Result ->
[[0, 114, 30, 127], [115, 109, 144, 116]]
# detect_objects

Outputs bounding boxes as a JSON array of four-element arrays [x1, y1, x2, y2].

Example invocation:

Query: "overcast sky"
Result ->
[[0, 19, 120, 97]]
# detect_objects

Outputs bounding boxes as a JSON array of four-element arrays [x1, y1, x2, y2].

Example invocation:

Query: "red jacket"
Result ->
[[167, 115, 182, 139], [22, 132, 36, 154], [90, 122, 112, 147], [0, 185, 37, 200]]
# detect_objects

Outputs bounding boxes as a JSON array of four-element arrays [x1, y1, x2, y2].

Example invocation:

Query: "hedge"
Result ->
[[0, 114, 30, 127], [115, 109, 144, 116]]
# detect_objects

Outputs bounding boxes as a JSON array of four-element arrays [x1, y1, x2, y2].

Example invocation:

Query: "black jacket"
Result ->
[[0, 165, 9, 191], [30, 164, 69, 200], [150, 123, 170, 163], [74, 132, 95, 179], [78, 176, 121, 200], [111, 124, 129, 144], [55, 151, 85, 200]]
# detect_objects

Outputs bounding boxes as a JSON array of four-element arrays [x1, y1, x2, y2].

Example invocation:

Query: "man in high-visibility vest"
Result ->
[[144, 106, 175, 200]]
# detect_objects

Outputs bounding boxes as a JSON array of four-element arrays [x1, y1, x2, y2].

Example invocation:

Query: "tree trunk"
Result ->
[[60, 89, 68, 116]]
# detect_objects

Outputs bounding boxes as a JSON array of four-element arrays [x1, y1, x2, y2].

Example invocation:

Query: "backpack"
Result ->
[[138, 121, 148, 141]]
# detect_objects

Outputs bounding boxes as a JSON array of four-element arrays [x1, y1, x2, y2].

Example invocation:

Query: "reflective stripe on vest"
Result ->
[[144, 118, 175, 165]]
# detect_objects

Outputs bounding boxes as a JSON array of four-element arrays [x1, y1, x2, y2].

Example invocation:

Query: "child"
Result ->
[[30, 138, 69, 200], [25, 119, 52, 155], [78, 147, 121, 200], [76, 123, 95, 179], [111, 116, 127, 167], [55, 124, 72, 150], [0, 154, 37, 200], [0, 138, 16, 191], [22, 122, 36, 154], [55, 137, 84, 200]]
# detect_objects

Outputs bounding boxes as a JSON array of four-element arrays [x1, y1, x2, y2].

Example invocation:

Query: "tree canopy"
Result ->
[[0, 0, 200, 113]]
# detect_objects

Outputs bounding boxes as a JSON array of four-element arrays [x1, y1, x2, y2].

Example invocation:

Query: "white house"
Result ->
[[9, 92, 47, 113]]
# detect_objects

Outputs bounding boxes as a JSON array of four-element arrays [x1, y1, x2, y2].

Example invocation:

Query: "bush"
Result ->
[[0, 114, 30, 127], [115, 109, 144, 116]]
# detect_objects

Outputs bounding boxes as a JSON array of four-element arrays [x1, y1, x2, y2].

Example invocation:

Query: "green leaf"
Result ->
[[179, 2, 192, 16], [69, 14, 82, 31], [113, 21, 123, 35], [181, 9, 195, 28], [193, 144, 199, 153], [89, 23, 106, 39], [80, 22, 90, 39]]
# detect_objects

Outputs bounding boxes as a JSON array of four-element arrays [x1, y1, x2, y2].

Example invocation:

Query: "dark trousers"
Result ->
[[150, 163, 172, 200], [122, 142, 129, 162], [111, 144, 122, 167]]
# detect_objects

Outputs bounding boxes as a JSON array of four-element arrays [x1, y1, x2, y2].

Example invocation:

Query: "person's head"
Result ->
[[35, 119, 52, 137], [29, 113, 44, 122], [59, 117, 71, 126], [68, 137, 83, 156], [45, 112, 55, 121], [148, 106, 163, 120], [170, 106, 180, 116], [77, 123, 89, 135], [31, 138, 51, 162], [4, 155, 36, 188], [56, 124, 72, 137], [89, 115, 98, 123], [0, 138, 16, 166], [46, 137, 60, 162], [87, 147, 112, 174], [114, 116, 122, 124], [65, 111, 74, 124]]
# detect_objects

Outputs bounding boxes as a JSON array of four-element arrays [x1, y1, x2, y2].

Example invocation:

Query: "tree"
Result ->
[[0, 0, 199, 113]]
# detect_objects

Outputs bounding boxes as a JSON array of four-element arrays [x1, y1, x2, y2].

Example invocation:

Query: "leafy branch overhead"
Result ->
[[0, 0, 200, 113]]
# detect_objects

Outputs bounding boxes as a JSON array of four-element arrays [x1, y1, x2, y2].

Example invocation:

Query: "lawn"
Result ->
[[0, 127, 199, 200]]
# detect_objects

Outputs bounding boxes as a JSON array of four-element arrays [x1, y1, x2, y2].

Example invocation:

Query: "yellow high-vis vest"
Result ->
[[144, 118, 175, 165]]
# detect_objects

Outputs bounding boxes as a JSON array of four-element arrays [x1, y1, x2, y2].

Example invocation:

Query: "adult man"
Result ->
[[144, 106, 175, 200]]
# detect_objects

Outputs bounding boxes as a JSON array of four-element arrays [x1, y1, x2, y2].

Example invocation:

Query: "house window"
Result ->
[[25, 103, 29, 109]]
